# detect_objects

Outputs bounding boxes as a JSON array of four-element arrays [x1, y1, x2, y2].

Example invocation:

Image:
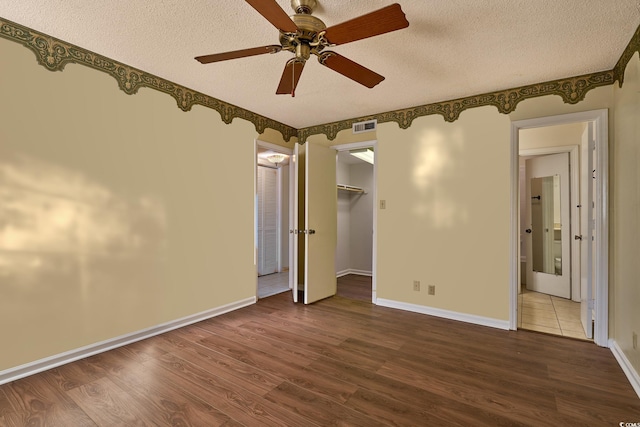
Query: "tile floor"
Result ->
[[518, 287, 591, 340], [257, 271, 290, 298]]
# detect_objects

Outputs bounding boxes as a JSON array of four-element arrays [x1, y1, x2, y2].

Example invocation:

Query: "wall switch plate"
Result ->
[[413, 280, 420, 291], [380, 200, 386, 209], [428, 285, 436, 295]]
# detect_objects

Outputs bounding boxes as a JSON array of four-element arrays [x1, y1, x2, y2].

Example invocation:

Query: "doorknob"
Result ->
[[305, 229, 316, 234], [574, 235, 582, 240], [525, 229, 532, 234]]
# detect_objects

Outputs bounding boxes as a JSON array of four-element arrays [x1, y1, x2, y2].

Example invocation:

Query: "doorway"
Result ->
[[510, 110, 609, 347], [332, 141, 378, 303], [519, 145, 583, 338], [255, 140, 292, 299]]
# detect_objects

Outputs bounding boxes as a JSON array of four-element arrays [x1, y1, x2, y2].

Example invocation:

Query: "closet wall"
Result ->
[[336, 155, 374, 276]]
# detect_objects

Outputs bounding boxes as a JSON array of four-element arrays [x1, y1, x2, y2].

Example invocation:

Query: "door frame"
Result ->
[[254, 139, 294, 298], [510, 109, 609, 346], [331, 140, 378, 303], [521, 146, 580, 301]]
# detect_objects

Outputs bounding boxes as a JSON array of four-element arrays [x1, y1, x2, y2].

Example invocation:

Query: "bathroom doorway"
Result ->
[[511, 110, 608, 346]]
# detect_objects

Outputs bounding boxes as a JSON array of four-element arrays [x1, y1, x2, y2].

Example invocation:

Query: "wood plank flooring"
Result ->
[[1, 275, 639, 426]]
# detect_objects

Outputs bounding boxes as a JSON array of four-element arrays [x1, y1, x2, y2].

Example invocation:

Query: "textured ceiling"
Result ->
[[1, 1, 639, 129]]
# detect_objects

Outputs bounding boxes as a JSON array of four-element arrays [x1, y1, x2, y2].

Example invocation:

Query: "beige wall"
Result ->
[[519, 122, 585, 151], [376, 107, 512, 320], [612, 52, 640, 374], [0, 39, 258, 370]]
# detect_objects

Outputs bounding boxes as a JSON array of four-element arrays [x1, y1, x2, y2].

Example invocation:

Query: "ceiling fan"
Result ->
[[195, 0, 409, 96]]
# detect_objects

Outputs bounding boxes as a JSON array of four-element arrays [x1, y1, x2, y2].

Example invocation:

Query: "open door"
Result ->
[[580, 123, 594, 339], [525, 152, 571, 298], [292, 142, 337, 304]]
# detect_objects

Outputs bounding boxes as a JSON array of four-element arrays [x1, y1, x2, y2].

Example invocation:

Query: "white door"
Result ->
[[525, 152, 571, 298], [580, 123, 594, 338], [292, 142, 337, 304], [256, 166, 278, 276]]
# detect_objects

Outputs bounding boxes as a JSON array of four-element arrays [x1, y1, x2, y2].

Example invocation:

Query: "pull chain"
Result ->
[[291, 60, 296, 97]]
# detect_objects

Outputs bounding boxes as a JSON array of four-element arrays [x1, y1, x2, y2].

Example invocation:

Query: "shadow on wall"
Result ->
[[0, 153, 167, 301], [411, 128, 468, 228]]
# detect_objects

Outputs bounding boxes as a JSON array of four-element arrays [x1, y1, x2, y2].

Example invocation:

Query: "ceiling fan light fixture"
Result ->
[[349, 148, 374, 164]]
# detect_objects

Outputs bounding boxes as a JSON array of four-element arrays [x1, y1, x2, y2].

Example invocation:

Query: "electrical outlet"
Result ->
[[413, 280, 420, 291], [380, 200, 386, 209], [634, 332, 638, 350], [428, 285, 436, 295]]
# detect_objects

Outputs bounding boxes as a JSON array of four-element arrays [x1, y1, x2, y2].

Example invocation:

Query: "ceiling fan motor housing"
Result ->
[[280, 3, 326, 61]]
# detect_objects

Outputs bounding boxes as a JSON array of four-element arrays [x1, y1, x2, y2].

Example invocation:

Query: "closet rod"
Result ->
[[337, 184, 366, 194]]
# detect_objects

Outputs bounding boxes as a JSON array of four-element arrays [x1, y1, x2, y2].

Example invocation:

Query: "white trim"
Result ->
[[255, 139, 294, 299], [510, 124, 519, 330], [330, 140, 377, 151], [609, 339, 640, 399], [510, 109, 609, 346], [255, 140, 294, 155], [0, 297, 256, 386], [376, 298, 510, 330], [336, 269, 373, 278], [331, 140, 378, 304]]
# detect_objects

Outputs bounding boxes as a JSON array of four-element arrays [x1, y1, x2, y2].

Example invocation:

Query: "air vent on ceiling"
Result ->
[[352, 119, 377, 134]]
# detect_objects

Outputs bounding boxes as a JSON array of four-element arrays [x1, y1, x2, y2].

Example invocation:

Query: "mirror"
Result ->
[[530, 175, 562, 275]]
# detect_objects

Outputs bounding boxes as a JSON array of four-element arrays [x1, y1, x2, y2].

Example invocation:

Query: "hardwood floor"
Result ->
[[1, 275, 639, 426]]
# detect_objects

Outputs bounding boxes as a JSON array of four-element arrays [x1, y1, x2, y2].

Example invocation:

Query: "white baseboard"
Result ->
[[376, 298, 510, 330], [0, 296, 256, 386], [336, 269, 373, 278], [609, 339, 640, 399]]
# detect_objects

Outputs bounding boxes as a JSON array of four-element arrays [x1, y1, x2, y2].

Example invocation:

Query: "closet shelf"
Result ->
[[337, 184, 366, 194]]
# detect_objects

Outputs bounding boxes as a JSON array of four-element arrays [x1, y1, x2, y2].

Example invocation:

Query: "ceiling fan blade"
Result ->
[[322, 3, 409, 45], [318, 52, 384, 88], [245, 0, 298, 33], [276, 59, 306, 95], [195, 45, 282, 64]]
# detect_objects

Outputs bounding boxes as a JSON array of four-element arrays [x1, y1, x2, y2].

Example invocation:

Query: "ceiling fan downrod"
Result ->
[[291, 0, 317, 15]]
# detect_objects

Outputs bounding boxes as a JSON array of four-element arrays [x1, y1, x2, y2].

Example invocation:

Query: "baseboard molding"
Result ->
[[336, 269, 373, 278], [609, 339, 640, 399], [0, 296, 256, 386], [376, 298, 510, 331]]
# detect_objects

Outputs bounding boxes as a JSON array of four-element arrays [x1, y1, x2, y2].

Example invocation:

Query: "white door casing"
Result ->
[[331, 140, 378, 303], [510, 109, 608, 347], [580, 123, 595, 339], [254, 139, 293, 297], [292, 143, 304, 303]]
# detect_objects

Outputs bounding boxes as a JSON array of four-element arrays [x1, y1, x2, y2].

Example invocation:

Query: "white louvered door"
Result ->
[[257, 166, 278, 276]]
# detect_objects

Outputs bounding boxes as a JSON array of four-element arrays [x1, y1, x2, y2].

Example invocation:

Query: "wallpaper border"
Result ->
[[299, 23, 640, 141], [2, 18, 639, 143], [0, 18, 298, 142]]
